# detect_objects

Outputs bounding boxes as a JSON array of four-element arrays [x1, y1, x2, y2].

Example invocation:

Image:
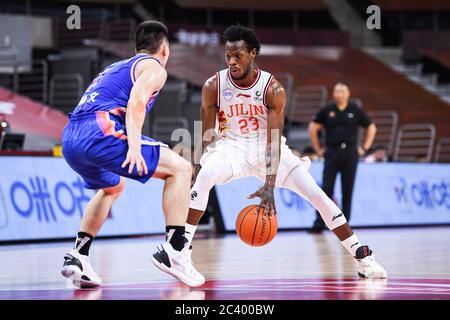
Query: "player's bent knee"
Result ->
[[190, 170, 215, 212], [161, 151, 192, 179], [103, 177, 126, 195], [194, 168, 215, 191], [301, 187, 324, 204]]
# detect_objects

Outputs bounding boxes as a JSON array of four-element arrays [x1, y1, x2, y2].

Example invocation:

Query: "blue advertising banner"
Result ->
[[1, 157, 450, 240], [215, 162, 450, 231], [0, 157, 166, 241]]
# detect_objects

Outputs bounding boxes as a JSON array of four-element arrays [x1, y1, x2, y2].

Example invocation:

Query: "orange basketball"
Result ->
[[235, 205, 278, 247]]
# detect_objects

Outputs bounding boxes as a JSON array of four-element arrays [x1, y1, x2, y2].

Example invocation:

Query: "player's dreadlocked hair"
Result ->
[[223, 24, 261, 55]]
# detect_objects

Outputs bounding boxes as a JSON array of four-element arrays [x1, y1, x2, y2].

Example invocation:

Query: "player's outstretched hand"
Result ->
[[121, 148, 148, 176], [247, 185, 277, 217]]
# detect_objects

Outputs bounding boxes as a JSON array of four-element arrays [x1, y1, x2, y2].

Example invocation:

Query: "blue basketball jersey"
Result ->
[[62, 53, 165, 190], [71, 53, 160, 122]]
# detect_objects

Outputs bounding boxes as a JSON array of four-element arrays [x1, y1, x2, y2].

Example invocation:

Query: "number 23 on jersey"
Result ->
[[238, 117, 260, 134]]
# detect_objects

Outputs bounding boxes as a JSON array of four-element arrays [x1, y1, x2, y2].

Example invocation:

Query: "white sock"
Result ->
[[341, 234, 361, 257], [185, 223, 198, 246]]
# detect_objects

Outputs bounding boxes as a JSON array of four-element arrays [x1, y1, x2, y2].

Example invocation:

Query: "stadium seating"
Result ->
[[403, 31, 450, 62], [1, 1, 448, 159], [173, 0, 327, 10], [393, 123, 436, 162], [434, 137, 450, 163], [349, 1, 450, 46], [358, 110, 399, 157], [287, 85, 328, 126], [373, 0, 450, 11], [49, 74, 84, 114]]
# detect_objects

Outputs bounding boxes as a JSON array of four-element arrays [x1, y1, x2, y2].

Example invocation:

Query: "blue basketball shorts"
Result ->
[[61, 111, 165, 189]]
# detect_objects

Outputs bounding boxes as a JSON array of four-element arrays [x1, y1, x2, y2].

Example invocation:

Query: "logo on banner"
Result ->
[[0, 185, 8, 229], [394, 177, 450, 210], [278, 189, 308, 211], [9, 176, 95, 222]]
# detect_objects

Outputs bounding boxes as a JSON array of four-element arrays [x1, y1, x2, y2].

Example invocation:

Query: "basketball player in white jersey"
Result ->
[[184, 24, 386, 279]]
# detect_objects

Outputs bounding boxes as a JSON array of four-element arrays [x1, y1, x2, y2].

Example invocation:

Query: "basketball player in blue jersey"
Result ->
[[186, 25, 387, 279], [60, 21, 205, 288]]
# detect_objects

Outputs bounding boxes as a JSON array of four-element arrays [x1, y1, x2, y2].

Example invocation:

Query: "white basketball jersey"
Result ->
[[216, 68, 273, 146]]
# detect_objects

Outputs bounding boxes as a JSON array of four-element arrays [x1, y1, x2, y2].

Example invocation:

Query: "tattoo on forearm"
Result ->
[[266, 128, 281, 176]]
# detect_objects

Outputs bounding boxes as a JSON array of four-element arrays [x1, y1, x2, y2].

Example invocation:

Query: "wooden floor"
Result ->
[[0, 227, 450, 300]]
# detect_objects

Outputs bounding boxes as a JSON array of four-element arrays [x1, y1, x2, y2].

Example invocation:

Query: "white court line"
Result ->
[[1, 283, 450, 295], [1, 287, 448, 297]]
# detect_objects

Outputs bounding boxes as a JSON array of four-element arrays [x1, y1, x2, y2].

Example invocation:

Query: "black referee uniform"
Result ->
[[312, 102, 372, 229]]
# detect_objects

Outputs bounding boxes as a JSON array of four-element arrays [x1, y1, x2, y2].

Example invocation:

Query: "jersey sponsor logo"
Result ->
[[191, 191, 198, 201], [329, 111, 336, 118], [348, 113, 354, 118], [223, 88, 234, 101], [254, 90, 263, 102], [236, 93, 251, 99]]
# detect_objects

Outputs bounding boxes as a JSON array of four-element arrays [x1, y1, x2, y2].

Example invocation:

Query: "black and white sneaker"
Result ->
[[151, 242, 205, 287], [61, 249, 102, 288], [355, 246, 387, 279]]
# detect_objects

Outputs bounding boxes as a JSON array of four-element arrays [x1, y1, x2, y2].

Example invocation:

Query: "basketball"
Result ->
[[235, 205, 278, 246]]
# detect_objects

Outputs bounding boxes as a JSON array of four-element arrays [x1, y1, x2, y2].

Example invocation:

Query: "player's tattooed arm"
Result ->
[[265, 79, 286, 186], [248, 79, 286, 216]]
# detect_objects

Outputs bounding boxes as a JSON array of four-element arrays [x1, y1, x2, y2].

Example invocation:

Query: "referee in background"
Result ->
[[308, 83, 376, 232]]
